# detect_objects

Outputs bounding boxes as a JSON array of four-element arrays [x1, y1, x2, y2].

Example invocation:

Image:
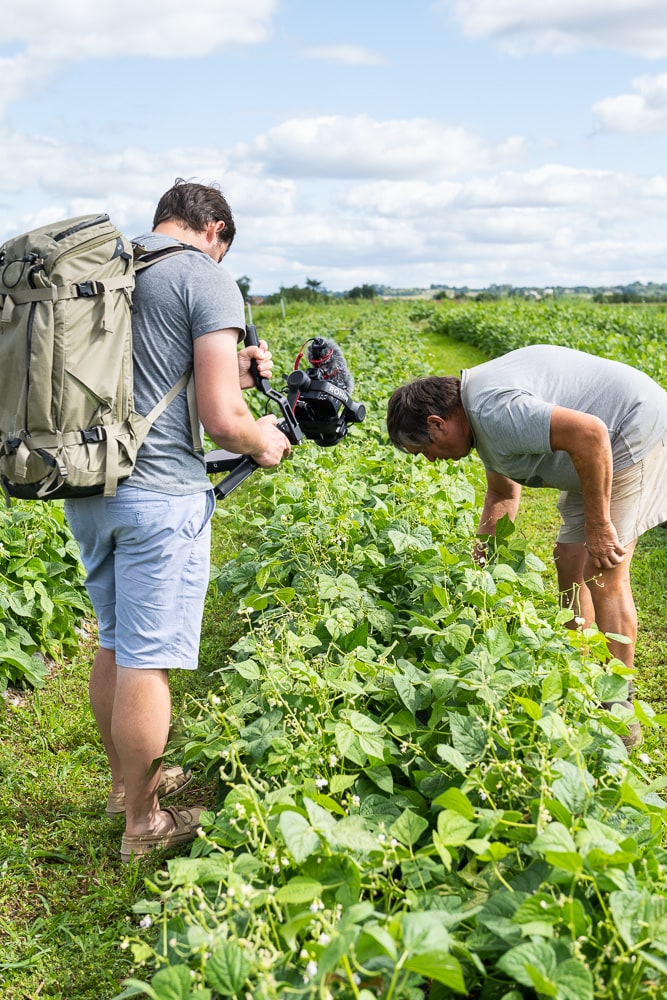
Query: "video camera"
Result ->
[[206, 324, 366, 498]]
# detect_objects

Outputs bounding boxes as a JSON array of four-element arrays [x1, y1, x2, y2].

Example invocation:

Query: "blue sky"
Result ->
[[4, 0, 667, 292]]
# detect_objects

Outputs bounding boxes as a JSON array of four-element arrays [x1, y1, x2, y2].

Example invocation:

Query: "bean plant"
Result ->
[[116, 303, 667, 1000], [0, 500, 89, 689]]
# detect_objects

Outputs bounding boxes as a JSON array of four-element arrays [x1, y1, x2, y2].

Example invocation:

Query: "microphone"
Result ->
[[306, 337, 355, 394]]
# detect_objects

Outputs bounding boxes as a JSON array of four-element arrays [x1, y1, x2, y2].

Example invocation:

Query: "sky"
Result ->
[[4, 0, 667, 293]]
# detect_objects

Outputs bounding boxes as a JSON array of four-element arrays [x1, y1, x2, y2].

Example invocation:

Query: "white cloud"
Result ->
[[594, 73, 667, 132], [302, 44, 387, 65], [0, 0, 278, 115], [340, 166, 631, 216], [439, 0, 667, 57], [235, 114, 526, 179], [0, 0, 278, 58]]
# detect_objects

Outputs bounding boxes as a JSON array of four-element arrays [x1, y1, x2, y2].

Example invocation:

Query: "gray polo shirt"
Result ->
[[460, 345, 667, 491]]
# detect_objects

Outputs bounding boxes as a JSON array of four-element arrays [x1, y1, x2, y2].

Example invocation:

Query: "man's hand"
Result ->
[[250, 414, 291, 468], [584, 521, 627, 569], [238, 340, 273, 389]]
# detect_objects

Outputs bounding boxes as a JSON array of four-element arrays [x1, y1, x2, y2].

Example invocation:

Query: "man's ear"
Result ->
[[426, 414, 447, 433]]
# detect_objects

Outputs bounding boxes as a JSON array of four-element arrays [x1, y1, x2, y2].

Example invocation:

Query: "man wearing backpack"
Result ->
[[63, 179, 290, 863]]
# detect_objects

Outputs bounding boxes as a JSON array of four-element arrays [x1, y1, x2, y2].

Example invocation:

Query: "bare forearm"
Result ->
[[477, 489, 521, 536]]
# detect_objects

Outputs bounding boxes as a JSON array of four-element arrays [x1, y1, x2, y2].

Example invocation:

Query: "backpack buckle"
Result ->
[[76, 281, 102, 297], [81, 427, 106, 443]]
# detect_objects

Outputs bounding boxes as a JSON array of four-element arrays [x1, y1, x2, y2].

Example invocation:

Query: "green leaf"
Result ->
[[279, 810, 320, 863], [435, 743, 470, 773], [390, 809, 429, 846], [441, 623, 471, 653], [552, 958, 594, 1000], [515, 696, 542, 720], [205, 943, 251, 996], [496, 940, 556, 990], [433, 787, 475, 819], [532, 823, 583, 873], [480, 624, 514, 662], [393, 672, 419, 713], [329, 773, 357, 794], [234, 659, 261, 680], [150, 965, 192, 1000], [366, 765, 394, 793], [436, 809, 476, 846], [275, 877, 324, 904], [533, 822, 577, 854], [449, 713, 487, 761], [404, 952, 466, 992], [358, 732, 386, 759], [338, 621, 369, 652], [541, 668, 563, 703], [595, 673, 629, 702], [551, 759, 594, 815]]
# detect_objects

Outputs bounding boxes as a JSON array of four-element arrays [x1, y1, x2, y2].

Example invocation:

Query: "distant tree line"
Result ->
[[237, 276, 379, 304]]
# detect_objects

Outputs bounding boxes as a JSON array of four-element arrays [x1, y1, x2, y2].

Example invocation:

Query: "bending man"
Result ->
[[387, 344, 667, 747]]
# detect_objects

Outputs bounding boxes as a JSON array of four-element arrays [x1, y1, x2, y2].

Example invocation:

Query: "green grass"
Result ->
[[1, 319, 665, 998]]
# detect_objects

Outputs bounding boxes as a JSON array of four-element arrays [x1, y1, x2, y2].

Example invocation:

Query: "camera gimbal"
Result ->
[[206, 324, 366, 499]]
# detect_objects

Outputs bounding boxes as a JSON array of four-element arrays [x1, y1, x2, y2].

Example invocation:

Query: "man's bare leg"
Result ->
[[111, 666, 174, 837], [89, 646, 123, 793], [584, 539, 638, 670], [554, 538, 637, 667], [553, 541, 595, 627]]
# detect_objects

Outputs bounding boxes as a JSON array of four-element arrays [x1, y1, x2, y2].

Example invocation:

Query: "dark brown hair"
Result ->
[[386, 376, 461, 451], [153, 177, 236, 246]]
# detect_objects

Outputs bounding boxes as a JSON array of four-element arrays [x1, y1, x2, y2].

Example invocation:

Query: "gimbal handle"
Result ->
[[206, 324, 302, 500]]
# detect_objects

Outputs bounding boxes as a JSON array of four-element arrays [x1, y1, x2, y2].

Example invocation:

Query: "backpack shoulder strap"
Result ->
[[130, 241, 203, 454], [132, 241, 203, 271]]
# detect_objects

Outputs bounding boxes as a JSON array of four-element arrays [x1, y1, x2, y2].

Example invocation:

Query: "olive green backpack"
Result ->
[[0, 214, 199, 502]]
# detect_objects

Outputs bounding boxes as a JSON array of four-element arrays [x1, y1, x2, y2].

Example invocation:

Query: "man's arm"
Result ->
[[549, 405, 626, 568], [473, 471, 522, 562], [478, 470, 522, 535], [194, 329, 289, 468]]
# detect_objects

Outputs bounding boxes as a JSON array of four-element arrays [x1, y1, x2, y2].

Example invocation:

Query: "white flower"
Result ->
[[306, 961, 318, 978], [329, 754, 338, 766], [315, 777, 328, 789], [318, 933, 331, 945], [139, 916, 152, 928], [639, 752, 651, 765], [574, 616, 586, 626], [351, 795, 361, 807]]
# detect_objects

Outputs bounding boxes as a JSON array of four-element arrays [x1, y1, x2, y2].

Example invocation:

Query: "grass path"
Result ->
[[1, 322, 664, 998]]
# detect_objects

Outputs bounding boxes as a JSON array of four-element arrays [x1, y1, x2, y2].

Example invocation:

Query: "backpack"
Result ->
[[0, 214, 199, 502]]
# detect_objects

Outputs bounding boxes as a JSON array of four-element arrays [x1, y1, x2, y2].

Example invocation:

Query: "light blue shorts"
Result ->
[[65, 486, 215, 669]]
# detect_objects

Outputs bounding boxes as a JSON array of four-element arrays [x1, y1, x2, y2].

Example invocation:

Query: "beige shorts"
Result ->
[[557, 435, 667, 545]]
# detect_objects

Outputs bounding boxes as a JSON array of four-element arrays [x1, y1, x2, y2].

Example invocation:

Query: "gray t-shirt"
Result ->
[[460, 345, 667, 492], [128, 233, 245, 494]]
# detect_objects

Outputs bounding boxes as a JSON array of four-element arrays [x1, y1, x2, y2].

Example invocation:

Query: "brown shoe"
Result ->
[[106, 766, 193, 818], [120, 806, 205, 864]]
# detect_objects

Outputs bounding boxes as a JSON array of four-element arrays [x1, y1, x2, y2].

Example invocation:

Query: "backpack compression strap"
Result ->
[[0, 273, 135, 334]]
